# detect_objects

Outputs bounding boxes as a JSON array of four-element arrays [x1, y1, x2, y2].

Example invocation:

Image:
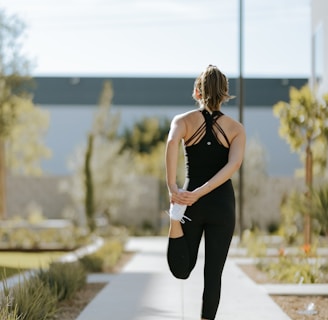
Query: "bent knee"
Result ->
[[170, 268, 191, 280]]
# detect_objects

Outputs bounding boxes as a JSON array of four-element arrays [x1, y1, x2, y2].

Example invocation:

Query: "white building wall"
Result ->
[[41, 105, 301, 177], [311, 0, 328, 95]]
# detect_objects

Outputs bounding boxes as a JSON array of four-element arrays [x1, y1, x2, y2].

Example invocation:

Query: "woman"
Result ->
[[165, 65, 246, 320]]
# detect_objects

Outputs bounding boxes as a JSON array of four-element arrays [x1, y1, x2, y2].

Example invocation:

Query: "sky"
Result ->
[[1, 0, 311, 78]]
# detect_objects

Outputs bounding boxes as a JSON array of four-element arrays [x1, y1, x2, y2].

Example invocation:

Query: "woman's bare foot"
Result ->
[[168, 219, 184, 238]]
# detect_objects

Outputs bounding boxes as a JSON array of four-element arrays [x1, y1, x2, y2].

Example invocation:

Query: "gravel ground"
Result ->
[[54, 283, 106, 320], [239, 264, 328, 320], [53, 252, 134, 320]]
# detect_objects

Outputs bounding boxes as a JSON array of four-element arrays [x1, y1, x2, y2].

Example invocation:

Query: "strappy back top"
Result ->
[[184, 109, 230, 188]]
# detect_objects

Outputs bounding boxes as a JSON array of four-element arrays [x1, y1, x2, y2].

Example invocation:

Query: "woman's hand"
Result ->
[[176, 189, 202, 206]]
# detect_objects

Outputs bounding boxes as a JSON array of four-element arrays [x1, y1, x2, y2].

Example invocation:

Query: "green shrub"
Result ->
[[79, 255, 103, 272], [1, 267, 26, 281], [4, 276, 57, 320], [278, 190, 306, 245], [312, 184, 328, 235], [0, 261, 89, 319], [79, 238, 124, 272], [258, 256, 328, 284], [0, 295, 21, 320], [37, 262, 86, 301], [241, 229, 267, 258], [99, 240, 124, 270]]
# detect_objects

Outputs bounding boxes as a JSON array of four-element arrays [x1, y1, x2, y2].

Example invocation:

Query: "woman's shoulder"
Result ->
[[173, 109, 200, 121], [220, 113, 245, 135]]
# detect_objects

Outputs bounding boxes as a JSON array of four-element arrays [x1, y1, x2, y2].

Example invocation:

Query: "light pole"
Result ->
[[238, 0, 244, 241]]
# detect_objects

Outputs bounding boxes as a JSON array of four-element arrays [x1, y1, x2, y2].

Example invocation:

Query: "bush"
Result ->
[[0, 260, 89, 319], [312, 184, 328, 235], [241, 229, 267, 258], [79, 238, 124, 272], [1, 267, 26, 281], [257, 248, 328, 284], [3, 276, 58, 320], [79, 255, 103, 272], [0, 295, 20, 320], [37, 262, 86, 301]]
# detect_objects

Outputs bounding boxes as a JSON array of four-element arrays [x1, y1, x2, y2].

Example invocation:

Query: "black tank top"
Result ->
[[184, 109, 230, 189]]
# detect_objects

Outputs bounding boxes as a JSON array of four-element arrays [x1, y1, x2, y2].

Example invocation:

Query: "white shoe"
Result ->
[[168, 203, 191, 223], [167, 179, 191, 223]]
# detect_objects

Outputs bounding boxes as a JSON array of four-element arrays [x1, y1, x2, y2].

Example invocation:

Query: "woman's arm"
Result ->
[[180, 122, 246, 205], [165, 115, 186, 203]]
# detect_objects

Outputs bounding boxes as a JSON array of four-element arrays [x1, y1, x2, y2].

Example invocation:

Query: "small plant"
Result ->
[[79, 238, 124, 272], [0, 294, 21, 320], [1, 267, 26, 281], [0, 260, 90, 319], [257, 246, 328, 284], [37, 261, 86, 301], [3, 275, 58, 320], [79, 255, 103, 272], [312, 184, 328, 236], [241, 229, 267, 258]]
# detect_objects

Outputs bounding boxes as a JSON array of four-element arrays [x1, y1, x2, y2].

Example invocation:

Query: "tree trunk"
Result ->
[[85, 134, 95, 232], [0, 138, 6, 219], [304, 144, 313, 245]]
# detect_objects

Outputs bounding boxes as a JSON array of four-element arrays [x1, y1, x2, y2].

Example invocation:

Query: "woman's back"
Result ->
[[179, 108, 239, 204]]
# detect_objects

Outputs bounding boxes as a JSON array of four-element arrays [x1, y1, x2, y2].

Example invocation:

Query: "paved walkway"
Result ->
[[76, 236, 294, 320]]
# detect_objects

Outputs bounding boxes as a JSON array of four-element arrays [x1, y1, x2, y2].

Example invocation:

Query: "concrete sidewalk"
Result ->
[[76, 237, 293, 320]]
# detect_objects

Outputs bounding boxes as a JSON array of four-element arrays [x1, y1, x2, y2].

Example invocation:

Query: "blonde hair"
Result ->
[[192, 72, 203, 103], [199, 65, 234, 111]]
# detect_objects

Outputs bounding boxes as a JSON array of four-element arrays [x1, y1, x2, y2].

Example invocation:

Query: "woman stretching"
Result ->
[[165, 65, 246, 320]]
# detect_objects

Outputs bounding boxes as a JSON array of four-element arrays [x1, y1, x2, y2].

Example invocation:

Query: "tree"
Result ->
[[273, 84, 328, 245], [121, 117, 170, 154], [84, 133, 95, 231], [63, 81, 138, 232], [0, 10, 51, 219], [312, 184, 328, 236], [120, 116, 189, 216]]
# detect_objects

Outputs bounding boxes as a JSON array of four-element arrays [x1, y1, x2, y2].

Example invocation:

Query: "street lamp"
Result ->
[[238, 0, 244, 240]]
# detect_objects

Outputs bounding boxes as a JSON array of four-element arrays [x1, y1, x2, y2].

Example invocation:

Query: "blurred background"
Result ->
[[0, 0, 327, 238]]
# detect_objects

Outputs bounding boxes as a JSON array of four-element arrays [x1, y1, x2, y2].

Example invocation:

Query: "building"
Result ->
[[311, 0, 328, 95], [32, 76, 307, 176]]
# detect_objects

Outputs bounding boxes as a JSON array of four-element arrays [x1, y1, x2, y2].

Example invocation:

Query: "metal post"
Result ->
[[238, 0, 244, 241]]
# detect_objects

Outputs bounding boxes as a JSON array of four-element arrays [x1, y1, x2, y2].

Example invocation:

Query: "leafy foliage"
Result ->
[[312, 184, 328, 235], [233, 138, 269, 229], [120, 116, 186, 213], [0, 266, 25, 281], [5, 96, 51, 175], [258, 255, 328, 284], [3, 276, 58, 320], [63, 81, 139, 230], [37, 262, 86, 301], [79, 238, 124, 272], [273, 84, 328, 244], [273, 85, 328, 153], [0, 9, 30, 76], [0, 294, 21, 320], [121, 117, 170, 154], [0, 9, 51, 175], [279, 189, 307, 244]]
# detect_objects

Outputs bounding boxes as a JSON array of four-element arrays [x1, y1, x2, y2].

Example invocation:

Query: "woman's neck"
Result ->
[[199, 105, 220, 114]]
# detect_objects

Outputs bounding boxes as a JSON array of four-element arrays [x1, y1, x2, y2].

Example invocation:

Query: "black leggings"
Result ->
[[167, 193, 235, 320]]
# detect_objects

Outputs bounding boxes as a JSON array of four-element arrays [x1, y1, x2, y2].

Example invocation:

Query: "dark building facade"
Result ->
[[32, 76, 308, 107]]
